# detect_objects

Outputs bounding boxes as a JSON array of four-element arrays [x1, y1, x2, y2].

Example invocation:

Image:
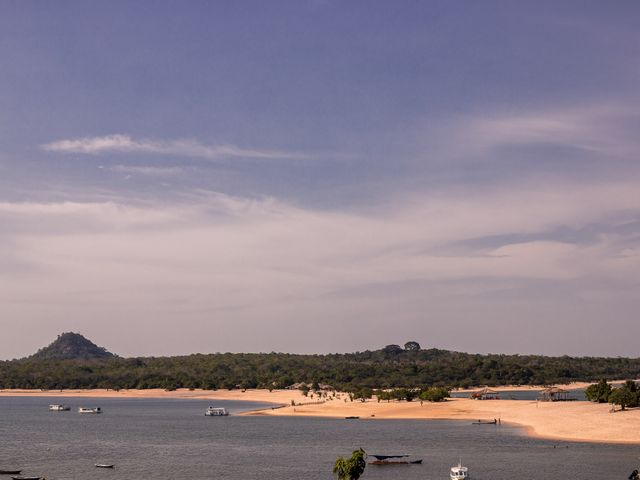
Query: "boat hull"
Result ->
[[78, 408, 102, 414], [369, 459, 423, 465]]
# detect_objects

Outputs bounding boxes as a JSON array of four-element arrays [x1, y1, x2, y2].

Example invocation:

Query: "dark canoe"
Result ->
[[368, 456, 423, 465], [472, 420, 497, 424], [369, 459, 423, 465], [344, 416, 360, 419], [0, 472, 21, 476]]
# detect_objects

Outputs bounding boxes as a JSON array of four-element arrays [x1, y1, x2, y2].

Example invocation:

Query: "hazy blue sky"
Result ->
[[1, 1, 639, 359]]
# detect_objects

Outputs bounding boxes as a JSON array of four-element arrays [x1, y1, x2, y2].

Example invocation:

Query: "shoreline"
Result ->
[[2, 387, 639, 445]]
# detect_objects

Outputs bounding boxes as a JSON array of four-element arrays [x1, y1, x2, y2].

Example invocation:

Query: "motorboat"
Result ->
[[450, 461, 469, 479], [95, 464, 114, 468], [367, 454, 422, 465], [78, 407, 102, 414], [49, 404, 70, 411], [204, 407, 228, 416]]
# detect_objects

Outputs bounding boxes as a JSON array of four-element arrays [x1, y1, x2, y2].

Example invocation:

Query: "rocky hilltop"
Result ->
[[30, 332, 115, 360]]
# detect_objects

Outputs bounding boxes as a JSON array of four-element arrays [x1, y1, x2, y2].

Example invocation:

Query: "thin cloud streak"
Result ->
[[427, 103, 640, 165], [42, 134, 304, 161], [106, 165, 185, 176]]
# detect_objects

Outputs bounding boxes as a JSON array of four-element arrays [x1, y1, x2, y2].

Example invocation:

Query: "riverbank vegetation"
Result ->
[[2, 342, 640, 391], [585, 379, 640, 411]]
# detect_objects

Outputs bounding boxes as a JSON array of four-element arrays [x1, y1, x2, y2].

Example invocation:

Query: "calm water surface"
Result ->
[[450, 389, 588, 401], [0, 397, 637, 479]]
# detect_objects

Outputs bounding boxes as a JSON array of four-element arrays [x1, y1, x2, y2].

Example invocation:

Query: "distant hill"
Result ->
[[29, 332, 115, 360]]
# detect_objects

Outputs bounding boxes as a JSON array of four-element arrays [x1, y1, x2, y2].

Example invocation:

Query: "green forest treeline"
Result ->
[[2, 343, 640, 391]]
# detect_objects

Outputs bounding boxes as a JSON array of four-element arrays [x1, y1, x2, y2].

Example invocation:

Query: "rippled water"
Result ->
[[0, 396, 637, 479]]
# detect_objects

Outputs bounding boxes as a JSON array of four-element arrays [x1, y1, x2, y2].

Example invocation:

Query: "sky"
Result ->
[[0, 1, 639, 359]]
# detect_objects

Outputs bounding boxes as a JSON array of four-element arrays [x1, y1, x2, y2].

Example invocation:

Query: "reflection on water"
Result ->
[[0, 396, 636, 479]]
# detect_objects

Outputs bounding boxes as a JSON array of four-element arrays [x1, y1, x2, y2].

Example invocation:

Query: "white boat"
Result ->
[[450, 461, 469, 479], [204, 406, 229, 416], [78, 407, 102, 414], [49, 404, 70, 411]]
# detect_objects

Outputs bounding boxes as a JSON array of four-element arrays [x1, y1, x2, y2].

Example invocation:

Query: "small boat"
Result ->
[[11, 477, 41, 480], [345, 416, 360, 419], [78, 407, 102, 414], [450, 461, 469, 479], [49, 404, 70, 411], [367, 454, 423, 465], [204, 407, 228, 416], [472, 419, 497, 425], [95, 464, 114, 468], [0, 471, 21, 475]]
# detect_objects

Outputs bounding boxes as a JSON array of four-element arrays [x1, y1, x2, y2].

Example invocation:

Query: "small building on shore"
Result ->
[[538, 387, 572, 402], [470, 387, 500, 400]]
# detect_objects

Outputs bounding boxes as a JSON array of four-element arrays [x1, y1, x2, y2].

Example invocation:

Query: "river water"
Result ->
[[450, 389, 588, 401], [0, 396, 637, 479]]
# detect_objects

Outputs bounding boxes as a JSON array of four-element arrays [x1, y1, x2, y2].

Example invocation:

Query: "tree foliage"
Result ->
[[419, 386, 450, 402], [404, 341, 421, 351], [585, 379, 612, 403], [586, 379, 640, 410], [333, 448, 366, 480], [609, 381, 639, 411]]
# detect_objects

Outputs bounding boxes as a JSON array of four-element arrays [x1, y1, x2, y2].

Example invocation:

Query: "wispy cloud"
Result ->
[[465, 103, 640, 157], [42, 134, 303, 160], [105, 165, 185, 176], [427, 103, 640, 164]]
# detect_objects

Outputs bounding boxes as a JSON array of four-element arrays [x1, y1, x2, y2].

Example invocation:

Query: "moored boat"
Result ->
[[0, 471, 21, 475], [204, 406, 228, 416], [78, 407, 102, 414], [472, 419, 497, 425], [95, 464, 114, 468], [367, 454, 422, 465], [49, 404, 70, 411], [11, 477, 41, 480], [450, 461, 469, 479]]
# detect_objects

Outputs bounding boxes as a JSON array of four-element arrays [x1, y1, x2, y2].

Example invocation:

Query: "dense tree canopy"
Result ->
[[2, 347, 640, 391], [404, 341, 421, 351]]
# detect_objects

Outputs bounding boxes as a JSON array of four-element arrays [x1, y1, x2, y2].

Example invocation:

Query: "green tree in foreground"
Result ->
[[354, 388, 373, 402], [419, 386, 450, 402], [585, 379, 612, 403], [609, 381, 639, 411], [333, 448, 366, 480]]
